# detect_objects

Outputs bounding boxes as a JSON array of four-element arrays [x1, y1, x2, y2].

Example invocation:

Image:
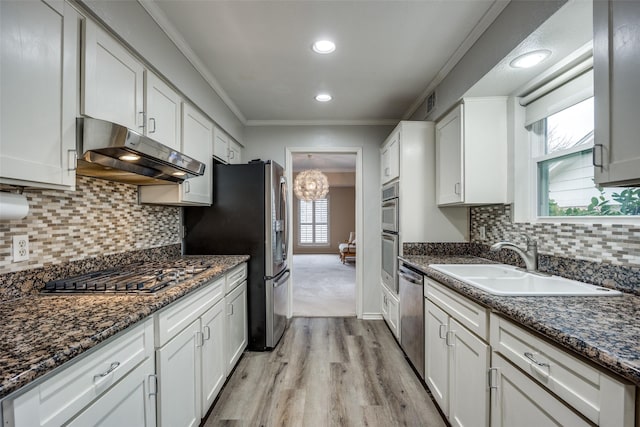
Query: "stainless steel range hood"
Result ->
[[76, 117, 206, 185]]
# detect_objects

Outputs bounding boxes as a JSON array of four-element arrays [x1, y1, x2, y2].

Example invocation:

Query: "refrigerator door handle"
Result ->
[[280, 175, 289, 261], [273, 269, 291, 288]]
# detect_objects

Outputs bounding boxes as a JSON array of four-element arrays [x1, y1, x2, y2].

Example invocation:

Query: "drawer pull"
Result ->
[[438, 324, 447, 339], [94, 361, 120, 380], [524, 352, 550, 368]]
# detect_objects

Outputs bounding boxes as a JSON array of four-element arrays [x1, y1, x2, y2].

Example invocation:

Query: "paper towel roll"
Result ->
[[0, 192, 29, 220]]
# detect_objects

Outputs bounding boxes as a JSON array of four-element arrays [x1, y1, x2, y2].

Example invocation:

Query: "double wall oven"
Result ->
[[381, 182, 399, 293]]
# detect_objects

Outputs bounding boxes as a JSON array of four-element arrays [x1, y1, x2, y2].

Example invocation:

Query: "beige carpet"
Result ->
[[292, 254, 356, 317]]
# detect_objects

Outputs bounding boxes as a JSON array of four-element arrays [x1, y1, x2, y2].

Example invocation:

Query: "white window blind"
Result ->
[[299, 198, 329, 245]]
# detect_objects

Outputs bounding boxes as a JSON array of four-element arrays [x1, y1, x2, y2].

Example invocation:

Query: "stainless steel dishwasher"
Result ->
[[399, 264, 425, 379]]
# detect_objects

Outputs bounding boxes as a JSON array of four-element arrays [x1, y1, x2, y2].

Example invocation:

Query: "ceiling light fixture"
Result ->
[[294, 169, 330, 201], [509, 49, 552, 69], [315, 93, 332, 102], [312, 40, 336, 54], [119, 154, 140, 161], [172, 171, 186, 177]]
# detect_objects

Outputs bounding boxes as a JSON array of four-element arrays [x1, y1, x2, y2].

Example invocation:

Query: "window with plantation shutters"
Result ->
[[299, 198, 329, 245]]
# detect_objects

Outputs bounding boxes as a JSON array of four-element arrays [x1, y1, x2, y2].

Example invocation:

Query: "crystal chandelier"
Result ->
[[294, 169, 329, 201]]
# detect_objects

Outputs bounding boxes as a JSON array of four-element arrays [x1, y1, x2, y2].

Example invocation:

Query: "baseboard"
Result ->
[[361, 313, 383, 320]]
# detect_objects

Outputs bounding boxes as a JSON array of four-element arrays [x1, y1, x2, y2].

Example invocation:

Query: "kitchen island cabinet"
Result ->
[[0, 0, 78, 190]]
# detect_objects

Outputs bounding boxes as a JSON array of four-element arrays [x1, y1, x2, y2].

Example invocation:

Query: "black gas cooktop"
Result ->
[[42, 258, 216, 295]]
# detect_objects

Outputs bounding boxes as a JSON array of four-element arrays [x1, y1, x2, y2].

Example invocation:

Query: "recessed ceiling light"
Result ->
[[315, 93, 332, 102], [312, 40, 336, 54], [510, 49, 551, 69], [119, 154, 140, 161]]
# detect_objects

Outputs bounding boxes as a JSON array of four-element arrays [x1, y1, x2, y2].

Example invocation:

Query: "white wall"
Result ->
[[77, 0, 244, 142], [243, 125, 393, 317]]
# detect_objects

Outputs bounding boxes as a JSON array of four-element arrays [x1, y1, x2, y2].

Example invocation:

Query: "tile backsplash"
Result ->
[[470, 205, 640, 268], [0, 176, 181, 275]]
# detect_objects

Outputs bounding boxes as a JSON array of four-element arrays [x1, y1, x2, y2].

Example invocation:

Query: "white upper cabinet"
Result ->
[[380, 131, 400, 184], [593, 0, 640, 187], [138, 103, 213, 206], [181, 104, 213, 204], [436, 98, 508, 206], [213, 127, 243, 164], [82, 19, 144, 131], [0, 0, 78, 189], [145, 71, 181, 151]]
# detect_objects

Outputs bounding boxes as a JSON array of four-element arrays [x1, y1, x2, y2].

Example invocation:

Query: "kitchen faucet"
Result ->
[[490, 234, 538, 272]]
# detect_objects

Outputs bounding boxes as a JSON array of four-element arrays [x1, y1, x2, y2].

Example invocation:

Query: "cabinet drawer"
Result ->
[[490, 313, 635, 426], [425, 277, 488, 340], [155, 277, 224, 347], [226, 263, 247, 295], [4, 318, 153, 427]]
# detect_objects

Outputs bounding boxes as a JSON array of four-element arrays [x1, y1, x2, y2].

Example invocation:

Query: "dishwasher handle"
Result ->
[[398, 266, 423, 285]]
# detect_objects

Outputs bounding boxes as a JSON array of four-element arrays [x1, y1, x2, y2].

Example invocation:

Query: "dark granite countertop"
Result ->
[[400, 254, 640, 387], [0, 255, 249, 400]]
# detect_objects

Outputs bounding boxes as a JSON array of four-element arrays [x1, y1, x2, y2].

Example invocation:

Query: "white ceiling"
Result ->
[[292, 153, 356, 173], [465, 0, 593, 98], [141, 0, 509, 125]]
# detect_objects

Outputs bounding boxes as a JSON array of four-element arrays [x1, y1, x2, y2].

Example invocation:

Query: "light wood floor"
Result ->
[[204, 317, 446, 427]]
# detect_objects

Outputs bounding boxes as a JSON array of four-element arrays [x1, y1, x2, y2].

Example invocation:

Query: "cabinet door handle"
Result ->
[[138, 111, 146, 130], [229, 149, 235, 160], [524, 352, 550, 368], [204, 325, 211, 340], [227, 303, 234, 316], [94, 361, 120, 381], [488, 367, 498, 390], [184, 180, 191, 193], [195, 331, 204, 347], [67, 149, 78, 171], [445, 330, 455, 347], [385, 167, 390, 176], [438, 324, 447, 339], [454, 182, 461, 195], [148, 374, 158, 397], [592, 144, 604, 168], [149, 117, 156, 133]]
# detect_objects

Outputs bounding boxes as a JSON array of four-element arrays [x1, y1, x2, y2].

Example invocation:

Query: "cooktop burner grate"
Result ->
[[42, 258, 217, 295]]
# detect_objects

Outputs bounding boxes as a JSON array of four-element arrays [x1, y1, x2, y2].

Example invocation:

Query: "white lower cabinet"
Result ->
[[156, 319, 202, 427], [225, 280, 248, 375], [67, 357, 156, 427], [424, 299, 489, 427], [381, 283, 400, 340], [200, 300, 226, 416], [490, 313, 635, 427], [490, 353, 591, 427], [3, 318, 154, 427]]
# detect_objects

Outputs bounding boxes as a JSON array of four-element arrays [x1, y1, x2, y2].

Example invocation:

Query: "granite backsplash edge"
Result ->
[[403, 242, 640, 296], [0, 244, 181, 302]]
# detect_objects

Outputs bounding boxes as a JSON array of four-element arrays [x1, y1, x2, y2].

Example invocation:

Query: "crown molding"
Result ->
[[138, 0, 247, 125], [245, 119, 399, 127], [403, 0, 511, 120]]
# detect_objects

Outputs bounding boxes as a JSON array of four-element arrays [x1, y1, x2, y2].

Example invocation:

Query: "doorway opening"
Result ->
[[286, 149, 362, 318]]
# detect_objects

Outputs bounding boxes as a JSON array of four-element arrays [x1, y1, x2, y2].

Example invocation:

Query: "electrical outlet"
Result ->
[[12, 235, 29, 262], [479, 226, 486, 240]]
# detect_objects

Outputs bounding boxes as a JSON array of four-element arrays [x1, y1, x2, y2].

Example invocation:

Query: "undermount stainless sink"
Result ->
[[429, 264, 622, 296]]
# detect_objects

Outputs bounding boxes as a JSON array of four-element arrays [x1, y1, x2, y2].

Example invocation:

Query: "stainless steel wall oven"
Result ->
[[381, 181, 399, 292]]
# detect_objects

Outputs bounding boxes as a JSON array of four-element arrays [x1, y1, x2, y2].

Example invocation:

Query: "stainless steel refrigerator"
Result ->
[[183, 160, 289, 350]]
